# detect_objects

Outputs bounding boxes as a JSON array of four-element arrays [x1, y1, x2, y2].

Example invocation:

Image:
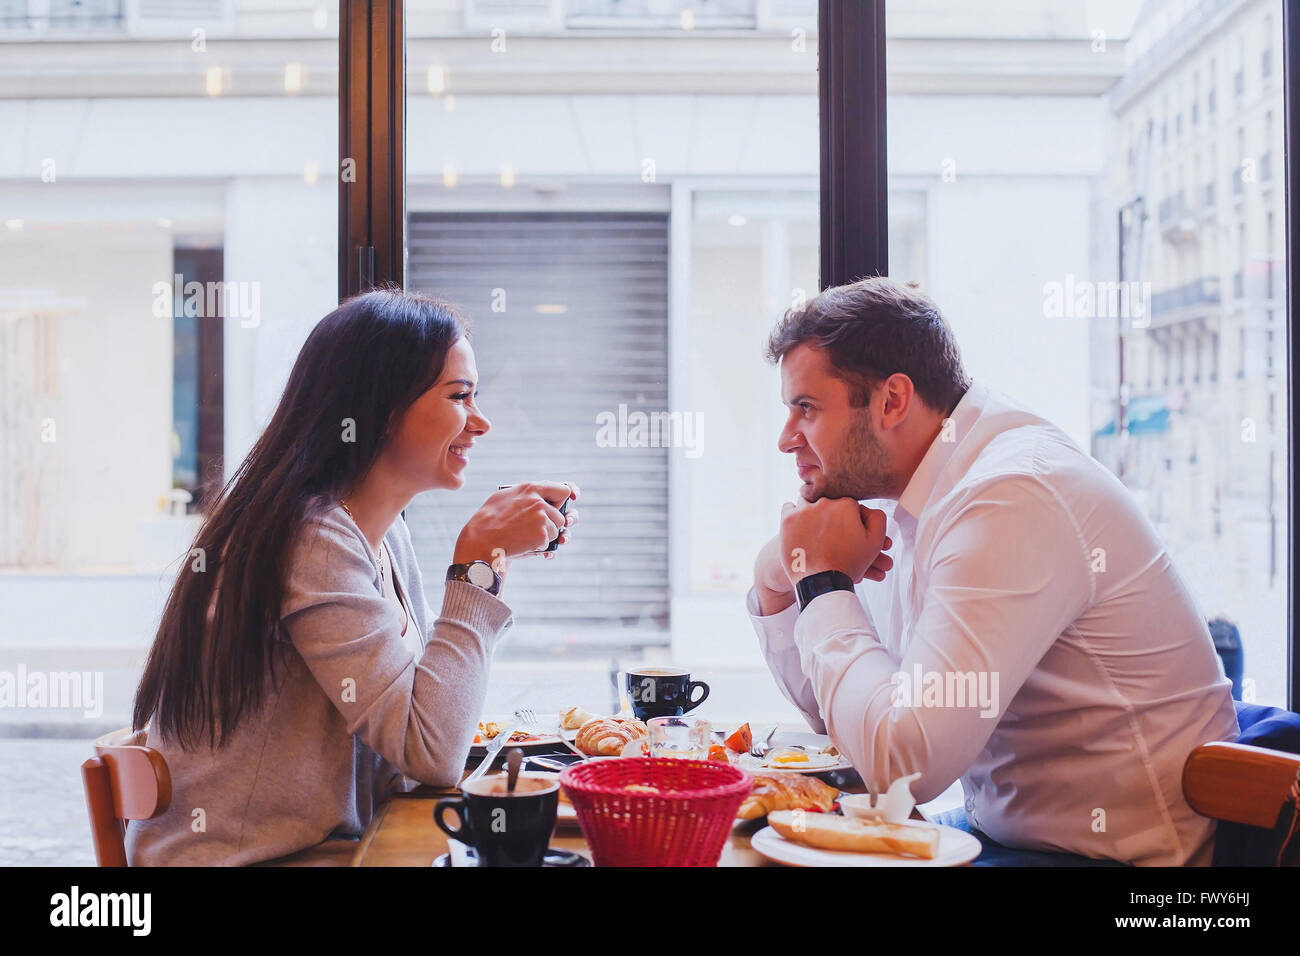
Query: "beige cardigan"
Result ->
[[126, 503, 512, 865]]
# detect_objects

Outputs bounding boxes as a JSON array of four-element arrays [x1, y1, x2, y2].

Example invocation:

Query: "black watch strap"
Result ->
[[795, 570, 855, 611]]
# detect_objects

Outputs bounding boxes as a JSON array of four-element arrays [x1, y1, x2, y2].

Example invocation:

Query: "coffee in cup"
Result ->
[[433, 772, 559, 867]]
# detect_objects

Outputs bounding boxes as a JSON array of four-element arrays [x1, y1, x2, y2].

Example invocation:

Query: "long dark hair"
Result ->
[[134, 287, 467, 749]]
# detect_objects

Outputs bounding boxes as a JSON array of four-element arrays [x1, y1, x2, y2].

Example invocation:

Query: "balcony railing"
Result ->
[[1158, 191, 1188, 224], [0, 0, 124, 33], [1260, 152, 1272, 184], [0, 0, 233, 35], [462, 0, 815, 32], [1150, 277, 1222, 318], [568, 0, 758, 27]]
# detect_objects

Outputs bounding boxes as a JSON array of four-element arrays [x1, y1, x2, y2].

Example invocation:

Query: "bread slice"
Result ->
[[768, 811, 940, 860]]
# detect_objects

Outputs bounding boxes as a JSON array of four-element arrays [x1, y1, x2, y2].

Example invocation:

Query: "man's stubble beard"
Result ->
[[803, 409, 898, 502]]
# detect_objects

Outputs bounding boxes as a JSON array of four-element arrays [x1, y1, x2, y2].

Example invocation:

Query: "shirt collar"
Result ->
[[895, 379, 988, 525]]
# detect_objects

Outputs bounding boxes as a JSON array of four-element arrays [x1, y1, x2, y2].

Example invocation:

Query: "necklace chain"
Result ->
[[340, 498, 389, 583]]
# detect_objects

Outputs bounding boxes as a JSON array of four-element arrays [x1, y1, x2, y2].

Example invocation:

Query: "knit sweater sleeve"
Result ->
[[279, 508, 511, 786]]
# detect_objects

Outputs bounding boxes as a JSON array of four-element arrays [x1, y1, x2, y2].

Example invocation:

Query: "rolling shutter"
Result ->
[[406, 212, 670, 642]]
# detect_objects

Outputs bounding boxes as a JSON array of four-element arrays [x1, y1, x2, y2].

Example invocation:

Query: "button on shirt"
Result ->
[[747, 380, 1238, 866]]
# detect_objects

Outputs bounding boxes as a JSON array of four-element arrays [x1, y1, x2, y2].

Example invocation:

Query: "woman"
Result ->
[[127, 288, 576, 865]]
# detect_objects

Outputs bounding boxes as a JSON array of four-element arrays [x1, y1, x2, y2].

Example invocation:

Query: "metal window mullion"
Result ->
[[818, 0, 888, 289]]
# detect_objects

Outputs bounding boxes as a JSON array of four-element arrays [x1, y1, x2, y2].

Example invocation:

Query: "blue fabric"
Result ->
[[1233, 701, 1300, 751], [1211, 701, 1300, 866], [930, 808, 1129, 867]]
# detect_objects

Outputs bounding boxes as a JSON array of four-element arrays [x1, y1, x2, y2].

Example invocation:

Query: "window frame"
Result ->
[[835, 0, 1298, 710], [1284, 0, 1298, 709], [339, 0, 1298, 710]]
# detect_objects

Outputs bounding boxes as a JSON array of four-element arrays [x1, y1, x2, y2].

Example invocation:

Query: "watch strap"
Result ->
[[446, 561, 502, 597], [795, 569, 855, 611]]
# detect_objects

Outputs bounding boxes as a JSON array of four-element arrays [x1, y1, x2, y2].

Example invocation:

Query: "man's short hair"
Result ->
[[765, 276, 971, 415]]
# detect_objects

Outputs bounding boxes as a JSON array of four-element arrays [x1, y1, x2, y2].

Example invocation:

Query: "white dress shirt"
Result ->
[[748, 379, 1239, 866]]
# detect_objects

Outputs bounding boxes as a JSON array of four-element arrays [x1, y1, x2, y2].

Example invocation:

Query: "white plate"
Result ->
[[716, 728, 852, 774], [735, 751, 853, 774], [471, 714, 564, 750], [750, 821, 981, 867]]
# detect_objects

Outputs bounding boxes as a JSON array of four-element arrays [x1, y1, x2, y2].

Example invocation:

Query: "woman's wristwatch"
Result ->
[[446, 560, 503, 597]]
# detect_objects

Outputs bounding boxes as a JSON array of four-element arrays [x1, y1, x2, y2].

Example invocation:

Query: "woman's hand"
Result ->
[[454, 481, 579, 573]]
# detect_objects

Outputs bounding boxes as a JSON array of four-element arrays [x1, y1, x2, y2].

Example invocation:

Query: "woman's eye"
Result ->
[[452, 392, 471, 401]]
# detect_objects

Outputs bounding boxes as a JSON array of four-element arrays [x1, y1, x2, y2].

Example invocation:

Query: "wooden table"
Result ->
[[350, 783, 804, 866], [352, 736, 885, 866]]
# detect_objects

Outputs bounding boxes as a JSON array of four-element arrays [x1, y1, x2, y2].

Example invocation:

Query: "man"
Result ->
[[748, 276, 1238, 866]]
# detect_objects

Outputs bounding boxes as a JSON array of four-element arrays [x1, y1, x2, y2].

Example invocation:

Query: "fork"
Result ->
[[522, 707, 589, 759], [750, 724, 778, 759]]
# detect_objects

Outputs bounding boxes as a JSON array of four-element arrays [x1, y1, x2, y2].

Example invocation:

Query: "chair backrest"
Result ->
[[1183, 740, 1300, 866], [1183, 741, 1300, 828], [81, 727, 172, 867]]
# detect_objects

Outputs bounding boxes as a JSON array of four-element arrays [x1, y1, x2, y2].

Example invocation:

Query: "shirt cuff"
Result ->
[[746, 586, 827, 734], [745, 585, 801, 649], [792, 588, 879, 672]]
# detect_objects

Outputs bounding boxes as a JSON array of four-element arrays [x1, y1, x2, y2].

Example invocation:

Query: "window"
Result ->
[[397, 0, 823, 721], [1263, 14, 1274, 80], [0, 5, 339, 591], [1234, 34, 1246, 97], [883, 0, 1289, 707], [170, 246, 224, 512]]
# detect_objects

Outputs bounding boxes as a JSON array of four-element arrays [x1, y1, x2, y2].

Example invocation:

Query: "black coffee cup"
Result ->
[[433, 773, 559, 867], [625, 667, 710, 721]]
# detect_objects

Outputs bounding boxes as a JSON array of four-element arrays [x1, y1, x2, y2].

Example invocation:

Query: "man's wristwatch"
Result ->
[[795, 569, 855, 611], [446, 560, 503, 597]]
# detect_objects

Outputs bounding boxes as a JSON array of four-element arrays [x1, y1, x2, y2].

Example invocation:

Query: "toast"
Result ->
[[768, 811, 940, 860]]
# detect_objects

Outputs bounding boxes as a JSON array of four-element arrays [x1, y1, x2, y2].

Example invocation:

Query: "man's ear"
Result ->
[[879, 374, 915, 430]]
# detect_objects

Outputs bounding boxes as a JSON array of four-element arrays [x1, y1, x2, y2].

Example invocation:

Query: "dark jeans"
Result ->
[[931, 808, 1131, 867]]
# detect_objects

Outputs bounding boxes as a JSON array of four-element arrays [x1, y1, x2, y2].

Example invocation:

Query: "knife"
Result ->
[[462, 721, 519, 787]]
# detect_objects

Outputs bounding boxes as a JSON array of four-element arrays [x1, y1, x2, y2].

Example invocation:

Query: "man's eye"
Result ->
[[799, 403, 813, 414]]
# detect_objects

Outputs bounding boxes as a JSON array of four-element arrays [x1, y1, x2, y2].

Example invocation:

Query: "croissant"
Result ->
[[737, 773, 839, 820], [576, 716, 648, 756], [560, 706, 597, 731]]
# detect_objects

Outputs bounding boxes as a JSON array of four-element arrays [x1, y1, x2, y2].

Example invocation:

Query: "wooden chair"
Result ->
[[1183, 740, 1300, 863], [81, 727, 172, 867]]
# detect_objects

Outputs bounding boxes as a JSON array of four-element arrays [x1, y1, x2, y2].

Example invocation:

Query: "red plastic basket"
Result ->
[[559, 758, 753, 867]]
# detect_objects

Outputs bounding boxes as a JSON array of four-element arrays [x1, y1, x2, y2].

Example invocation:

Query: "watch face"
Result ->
[[467, 562, 495, 588]]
